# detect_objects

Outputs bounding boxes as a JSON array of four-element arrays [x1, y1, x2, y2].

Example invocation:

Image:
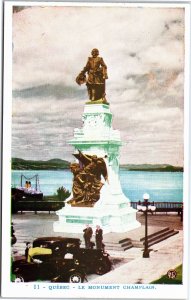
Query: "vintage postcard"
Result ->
[[1, 1, 190, 299]]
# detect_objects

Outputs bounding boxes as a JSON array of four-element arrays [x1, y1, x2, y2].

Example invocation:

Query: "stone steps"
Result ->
[[140, 227, 170, 242], [104, 236, 133, 251], [103, 227, 179, 252], [105, 238, 133, 251], [129, 227, 177, 247], [147, 230, 179, 247], [137, 227, 179, 248], [131, 227, 169, 248]]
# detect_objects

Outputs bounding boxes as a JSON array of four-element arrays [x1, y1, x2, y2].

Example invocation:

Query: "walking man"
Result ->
[[83, 224, 93, 249], [95, 225, 103, 250]]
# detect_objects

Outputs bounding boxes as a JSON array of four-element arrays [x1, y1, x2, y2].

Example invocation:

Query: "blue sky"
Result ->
[[12, 5, 184, 165]]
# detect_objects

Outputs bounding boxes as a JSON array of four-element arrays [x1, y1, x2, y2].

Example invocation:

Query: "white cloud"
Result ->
[[13, 6, 184, 88], [141, 41, 184, 70], [12, 5, 185, 165]]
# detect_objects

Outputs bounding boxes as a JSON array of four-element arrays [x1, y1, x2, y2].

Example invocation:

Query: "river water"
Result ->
[[12, 169, 183, 203]]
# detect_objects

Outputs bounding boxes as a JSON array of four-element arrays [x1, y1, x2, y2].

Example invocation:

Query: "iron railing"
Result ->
[[131, 201, 183, 213]]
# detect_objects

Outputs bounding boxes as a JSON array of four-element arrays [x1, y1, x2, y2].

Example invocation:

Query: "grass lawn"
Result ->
[[151, 265, 182, 284]]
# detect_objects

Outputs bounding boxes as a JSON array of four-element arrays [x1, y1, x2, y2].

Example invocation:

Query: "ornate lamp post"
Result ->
[[137, 193, 156, 258]]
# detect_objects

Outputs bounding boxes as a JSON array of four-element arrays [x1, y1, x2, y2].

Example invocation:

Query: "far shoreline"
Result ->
[[11, 158, 183, 172], [12, 167, 184, 172]]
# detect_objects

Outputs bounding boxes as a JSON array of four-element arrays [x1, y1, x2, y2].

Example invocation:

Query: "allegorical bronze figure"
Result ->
[[67, 150, 108, 207], [76, 48, 108, 102]]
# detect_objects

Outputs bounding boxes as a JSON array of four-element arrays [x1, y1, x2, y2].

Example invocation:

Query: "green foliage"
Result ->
[[56, 186, 71, 201], [12, 158, 70, 170], [151, 265, 182, 284], [120, 164, 183, 172], [11, 257, 15, 282]]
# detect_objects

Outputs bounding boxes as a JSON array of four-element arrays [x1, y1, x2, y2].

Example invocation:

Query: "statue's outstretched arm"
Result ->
[[76, 59, 90, 85]]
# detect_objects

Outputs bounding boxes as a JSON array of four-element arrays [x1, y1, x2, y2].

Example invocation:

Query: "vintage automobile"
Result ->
[[12, 254, 86, 283], [33, 237, 112, 275], [32, 237, 81, 253], [12, 237, 85, 283], [12, 236, 111, 282], [12, 256, 86, 283], [70, 248, 112, 275]]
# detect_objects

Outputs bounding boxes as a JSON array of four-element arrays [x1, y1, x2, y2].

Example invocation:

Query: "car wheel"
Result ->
[[95, 263, 108, 275], [14, 275, 25, 283], [68, 272, 84, 283]]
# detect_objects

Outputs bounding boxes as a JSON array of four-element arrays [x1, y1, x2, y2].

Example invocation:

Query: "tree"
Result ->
[[57, 186, 70, 201]]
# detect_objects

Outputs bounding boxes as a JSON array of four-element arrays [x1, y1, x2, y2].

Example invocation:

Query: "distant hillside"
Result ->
[[12, 158, 183, 172], [12, 158, 70, 170], [120, 164, 183, 172]]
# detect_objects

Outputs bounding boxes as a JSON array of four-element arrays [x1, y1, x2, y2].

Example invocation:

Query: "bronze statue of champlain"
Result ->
[[76, 48, 108, 103]]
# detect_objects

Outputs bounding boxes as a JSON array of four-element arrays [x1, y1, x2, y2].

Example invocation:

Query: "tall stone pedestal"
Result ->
[[53, 103, 140, 234]]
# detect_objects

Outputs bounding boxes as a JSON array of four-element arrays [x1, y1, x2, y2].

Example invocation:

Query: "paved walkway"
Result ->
[[90, 230, 183, 284], [12, 212, 183, 284]]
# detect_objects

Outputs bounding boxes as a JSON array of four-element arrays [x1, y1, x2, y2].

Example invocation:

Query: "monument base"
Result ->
[[53, 187, 141, 234], [53, 103, 141, 234]]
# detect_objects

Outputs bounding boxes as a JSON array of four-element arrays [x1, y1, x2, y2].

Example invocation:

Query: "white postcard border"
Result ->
[[1, 1, 190, 299]]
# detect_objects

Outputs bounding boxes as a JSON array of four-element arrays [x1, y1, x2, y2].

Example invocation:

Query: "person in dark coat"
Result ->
[[25, 242, 32, 260], [83, 224, 93, 249], [95, 225, 103, 250], [11, 222, 17, 245]]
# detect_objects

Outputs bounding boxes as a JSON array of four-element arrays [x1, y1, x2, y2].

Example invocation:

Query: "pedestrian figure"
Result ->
[[83, 224, 93, 249], [95, 225, 103, 250], [11, 222, 17, 245], [25, 242, 32, 260]]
